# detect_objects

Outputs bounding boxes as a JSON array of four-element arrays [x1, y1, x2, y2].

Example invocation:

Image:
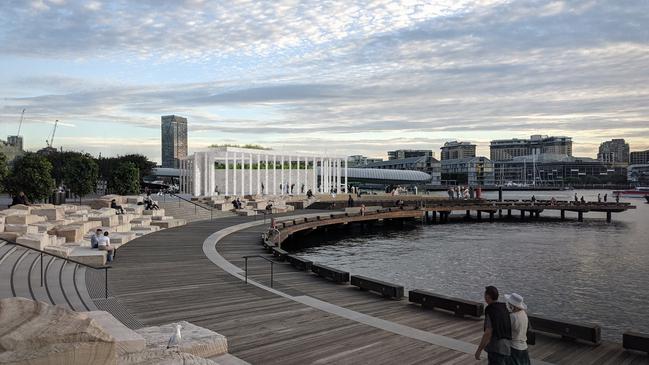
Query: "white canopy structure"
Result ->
[[179, 147, 348, 197]]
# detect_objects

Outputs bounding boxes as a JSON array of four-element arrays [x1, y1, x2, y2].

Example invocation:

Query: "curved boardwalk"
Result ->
[[106, 212, 648, 365]]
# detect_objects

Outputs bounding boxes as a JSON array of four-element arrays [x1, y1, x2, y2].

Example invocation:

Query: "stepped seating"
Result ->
[[0, 240, 98, 312]]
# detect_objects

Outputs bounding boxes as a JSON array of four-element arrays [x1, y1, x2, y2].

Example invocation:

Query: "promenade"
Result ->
[[103, 211, 648, 364]]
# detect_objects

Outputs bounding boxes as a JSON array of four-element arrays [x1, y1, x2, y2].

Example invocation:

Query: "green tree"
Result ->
[[110, 162, 140, 195], [0, 152, 8, 192], [96, 154, 155, 191], [63, 153, 99, 201], [6, 153, 56, 202]]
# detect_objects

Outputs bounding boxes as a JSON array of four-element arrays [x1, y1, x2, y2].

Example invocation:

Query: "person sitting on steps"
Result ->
[[111, 199, 125, 214]]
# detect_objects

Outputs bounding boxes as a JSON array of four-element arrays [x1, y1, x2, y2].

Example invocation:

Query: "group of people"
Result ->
[[447, 186, 483, 200], [476, 286, 530, 365], [90, 228, 116, 262], [232, 197, 244, 209], [9, 191, 30, 207]]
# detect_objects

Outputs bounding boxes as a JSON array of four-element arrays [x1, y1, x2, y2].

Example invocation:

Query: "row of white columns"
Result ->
[[182, 151, 348, 197]]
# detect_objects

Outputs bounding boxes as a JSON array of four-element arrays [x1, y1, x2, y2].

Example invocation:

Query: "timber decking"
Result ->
[[106, 213, 649, 365]]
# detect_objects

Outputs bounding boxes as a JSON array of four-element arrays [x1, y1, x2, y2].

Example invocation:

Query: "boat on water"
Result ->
[[612, 187, 649, 198]]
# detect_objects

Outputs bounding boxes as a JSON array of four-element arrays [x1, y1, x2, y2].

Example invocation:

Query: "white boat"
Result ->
[[612, 187, 649, 198]]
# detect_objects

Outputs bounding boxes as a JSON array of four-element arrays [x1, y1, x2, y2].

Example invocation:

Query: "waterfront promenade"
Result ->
[[103, 211, 648, 364]]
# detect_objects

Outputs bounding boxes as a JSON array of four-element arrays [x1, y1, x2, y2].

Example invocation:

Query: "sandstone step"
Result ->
[[69, 247, 107, 267], [135, 321, 228, 359], [149, 219, 186, 229], [84, 311, 146, 355]]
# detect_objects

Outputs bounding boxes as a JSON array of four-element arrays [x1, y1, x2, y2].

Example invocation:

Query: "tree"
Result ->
[[96, 154, 155, 191], [62, 153, 99, 201], [6, 153, 56, 202], [0, 152, 7, 192], [110, 162, 140, 195]]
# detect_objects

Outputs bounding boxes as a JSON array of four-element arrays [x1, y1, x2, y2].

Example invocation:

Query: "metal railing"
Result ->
[[163, 192, 214, 220], [242, 255, 275, 288], [0, 238, 111, 299]]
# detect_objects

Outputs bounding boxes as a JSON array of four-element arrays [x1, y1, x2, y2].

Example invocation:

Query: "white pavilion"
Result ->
[[179, 147, 348, 197]]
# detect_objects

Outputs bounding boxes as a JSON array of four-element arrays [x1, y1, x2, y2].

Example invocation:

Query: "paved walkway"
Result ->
[[105, 212, 649, 365]]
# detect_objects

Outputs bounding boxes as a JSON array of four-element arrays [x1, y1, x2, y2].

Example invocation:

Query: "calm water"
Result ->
[[293, 190, 649, 340]]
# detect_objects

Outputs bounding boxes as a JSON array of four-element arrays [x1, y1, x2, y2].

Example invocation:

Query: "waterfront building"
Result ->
[[440, 156, 494, 186], [387, 149, 434, 160], [598, 139, 629, 165], [490, 135, 572, 161], [161, 115, 188, 168], [178, 146, 348, 197], [630, 149, 649, 165], [347, 155, 383, 167], [493, 154, 626, 186], [364, 156, 441, 185], [627, 164, 649, 185], [440, 141, 476, 160]]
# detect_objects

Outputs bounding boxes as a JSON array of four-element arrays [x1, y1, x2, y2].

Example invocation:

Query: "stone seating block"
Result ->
[[67, 213, 88, 222], [0, 216, 4, 225], [97, 223, 131, 233], [55, 225, 84, 243], [97, 207, 118, 216], [93, 215, 119, 227], [5, 224, 39, 234], [150, 219, 186, 229], [0, 223, 4, 233], [118, 214, 135, 225], [6, 214, 46, 225], [89, 199, 112, 209], [84, 311, 146, 355], [212, 203, 233, 211], [69, 246, 107, 266], [31, 207, 65, 221], [0, 209, 28, 218], [101, 194, 126, 203], [43, 245, 73, 257], [110, 232, 136, 245], [0, 232, 20, 241], [125, 196, 144, 204], [124, 205, 144, 215], [136, 321, 228, 358], [235, 209, 257, 216], [151, 215, 172, 221], [8, 204, 31, 211], [142, 209, 165, 217], [16, 233, 51, 250], [33, 222, 56, 233], [247, 201, 268, 209], [130, 217, 151, 226], [132, 225, 160, 233]]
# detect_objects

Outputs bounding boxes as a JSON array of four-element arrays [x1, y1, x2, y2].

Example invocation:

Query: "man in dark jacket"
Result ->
[[475, 285, 512, 364]]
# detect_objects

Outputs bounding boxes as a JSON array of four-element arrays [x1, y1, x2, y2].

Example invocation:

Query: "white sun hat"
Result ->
[[505, 293, 527, 310]]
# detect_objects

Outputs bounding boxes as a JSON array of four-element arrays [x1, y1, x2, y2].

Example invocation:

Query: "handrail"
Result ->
[[242, 255, 275, 288], [164, 192, 214, 220], [1, 237, 112, 299]]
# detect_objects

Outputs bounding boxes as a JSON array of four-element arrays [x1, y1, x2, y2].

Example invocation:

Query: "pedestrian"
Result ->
[[448, 187, 454, 200], [615, 194, 620, 203], [506, 293, 530, 365], [580, 196, 585, 204], [574, 193, 578, 203], [348, 194, 354, 208], [469, 186, 475, 199], [476, 186, 482, 200], [360, 204, 366, 216], [531, 195, 536, 204], [604, 193, 608, 202], [475, 286, 512, 364], [597, 193, 601, 203]]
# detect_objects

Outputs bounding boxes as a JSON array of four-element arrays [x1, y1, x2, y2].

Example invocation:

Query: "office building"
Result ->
[[161, 115, 188, 168], [598, 139, 629, 165], [441, 156, 494, 186], [365, 156, 441, 185], [490, 135, 572, 161], [347, 155, 383, 167], [7, 135, 23, 151], [387, 149, 434, 160], [440, 141, 476, 160], [630, 150, 649, 165]]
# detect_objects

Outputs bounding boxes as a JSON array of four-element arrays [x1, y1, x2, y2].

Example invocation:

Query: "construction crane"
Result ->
[[46, 120, 58, 148], [16, 109, 25, 135]]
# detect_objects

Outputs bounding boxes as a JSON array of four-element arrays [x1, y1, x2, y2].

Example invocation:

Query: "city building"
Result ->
[[598, 139, 629, 165], [493, 154, 626, 186], [440, 141, 476, 160], [161, 115, 188, 168], [0, 139, 24, 162], [364, 156, 441, 185], [630, 149, 649, 165], [347, 155, 383, 167], [627, 164, 649, 186], [6, 135, 23, 151], [440, 156, 494, 186], [179, 146, 348, 196], [490, 135, 572, 161], [387, 149, 434, 160]]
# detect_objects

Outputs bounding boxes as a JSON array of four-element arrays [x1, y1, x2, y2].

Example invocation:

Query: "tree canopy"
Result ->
[[6, 153, 56, 201], [62, 153, 99, 199], [0, 152, 7, 193], [110, 162, 140, 195]]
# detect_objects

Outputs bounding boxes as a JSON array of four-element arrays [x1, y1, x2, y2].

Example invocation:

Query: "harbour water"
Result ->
[[293, 190, 649, 340]]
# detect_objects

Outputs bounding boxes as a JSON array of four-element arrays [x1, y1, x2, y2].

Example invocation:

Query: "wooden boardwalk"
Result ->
[[106, 212, 649, 365]]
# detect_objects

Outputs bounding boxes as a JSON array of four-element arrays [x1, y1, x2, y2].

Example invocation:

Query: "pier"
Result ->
[[100, 209, 647, 365]]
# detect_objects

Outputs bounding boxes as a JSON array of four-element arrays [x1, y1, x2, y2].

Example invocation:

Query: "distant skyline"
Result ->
[[1, 0, 648, 163]]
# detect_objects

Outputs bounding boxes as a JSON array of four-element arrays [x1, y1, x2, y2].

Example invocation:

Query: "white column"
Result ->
[[233, 153, 237, 196], [280, 155, 285, 195], [288, 155, 292, 195], [265, 154, 269, 195], [273, 155, 276, 195], [336, 159, 341, 193], [312, 156, 317, 193], [240, 153, 244, 196], [296, 156, 300, 195], [256, 153, 261, 195], [344, 158, 348, 193], [248, 153, 253, 195], [225, 152, 229, 196], [193, 154, 199, 196]]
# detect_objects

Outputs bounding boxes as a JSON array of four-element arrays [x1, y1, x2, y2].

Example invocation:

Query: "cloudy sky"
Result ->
[[1, 0, 648, 163]]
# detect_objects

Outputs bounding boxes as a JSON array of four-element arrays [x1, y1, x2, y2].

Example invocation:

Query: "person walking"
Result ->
[[475, 286, 512, 364], [505, 293, 530, 365], [597, 193, 601, 203], [604, 193, 608, 202], [347, 194, 354, 208]]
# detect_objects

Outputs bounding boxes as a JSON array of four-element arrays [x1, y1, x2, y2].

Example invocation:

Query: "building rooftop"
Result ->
[[364, 155, 437, 168], [347, 168, 432, 182]]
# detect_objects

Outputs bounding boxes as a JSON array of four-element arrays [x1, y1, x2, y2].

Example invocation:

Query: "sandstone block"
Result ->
[[16, 233, 51, 250], [69, 247, 107, 266], [6, 214, 46, 225], [124, 205, 144, 215], [0, 232, 19, 241], [31, 207, 65, 221], [0, 216, 5, 224], [142, 209, 165, 217], [151, 215, 173, 221], [235, 209, 257, 216], [118, 213, 135, 225], [0, 223, 3, 233], [33, 222, 56, 233], [125, 196, 144, 204], [130, 217, 151, 226], [150, 219, 185, 229], [135, 321, 228, 359], [5, 224, 39, 234], [55, 225, 84, 243], [83, 311, 145, 355], [44, 245, 73, 258], [0, 298, 116, 365], [110, 232, 136, 245], [8, 204, 31, 211]]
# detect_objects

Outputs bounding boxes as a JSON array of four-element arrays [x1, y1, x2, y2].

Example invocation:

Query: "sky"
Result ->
[[1, 0, 648, 163]]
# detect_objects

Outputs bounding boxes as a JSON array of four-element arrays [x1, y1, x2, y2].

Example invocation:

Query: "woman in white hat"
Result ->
[[506, 293, 530, 365]]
